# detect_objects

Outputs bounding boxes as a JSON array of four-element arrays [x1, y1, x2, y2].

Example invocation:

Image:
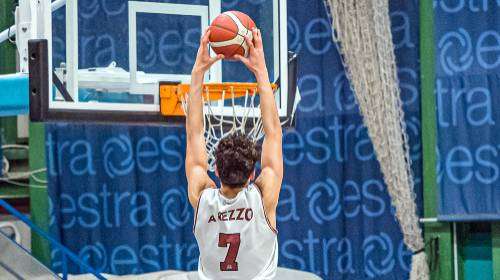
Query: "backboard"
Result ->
[[28, 0, 295, 124]]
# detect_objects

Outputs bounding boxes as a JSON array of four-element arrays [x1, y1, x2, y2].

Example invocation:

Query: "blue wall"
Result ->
[[47, 1, 421, 279], [435, 0, 500, 221]]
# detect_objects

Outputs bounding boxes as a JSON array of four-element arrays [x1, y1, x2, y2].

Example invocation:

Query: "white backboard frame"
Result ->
[[49, 0, 289, 119], [128, 2, 215, 84]]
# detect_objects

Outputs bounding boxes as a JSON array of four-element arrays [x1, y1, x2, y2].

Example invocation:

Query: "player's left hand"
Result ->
[[192, 29, 224, 75], [234, 28, 268, 79]]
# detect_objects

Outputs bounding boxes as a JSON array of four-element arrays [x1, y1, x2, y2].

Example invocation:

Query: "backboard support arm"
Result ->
[[28, 39, 174, 124], [28, 38, 299, 126]]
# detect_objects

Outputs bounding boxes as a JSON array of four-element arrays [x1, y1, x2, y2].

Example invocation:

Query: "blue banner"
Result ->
[[435, 1, 500, 221], [48, 0, 421, 279]]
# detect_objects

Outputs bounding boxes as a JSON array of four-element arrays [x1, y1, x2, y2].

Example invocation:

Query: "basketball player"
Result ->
[[185, 27, 282, 280]]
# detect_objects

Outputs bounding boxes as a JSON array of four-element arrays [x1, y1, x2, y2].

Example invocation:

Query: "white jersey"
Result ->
[[194, 184, 278, 280]]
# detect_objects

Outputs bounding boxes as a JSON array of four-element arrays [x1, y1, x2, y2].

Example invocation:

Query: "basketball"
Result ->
[[209, 11, 256, 59]]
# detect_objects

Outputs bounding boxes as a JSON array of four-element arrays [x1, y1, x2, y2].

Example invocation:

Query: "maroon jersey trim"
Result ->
[[192, 189, 206, 233], [254, 185, 278, 234]]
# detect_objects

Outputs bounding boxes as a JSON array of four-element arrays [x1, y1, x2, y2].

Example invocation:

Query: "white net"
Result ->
[[181, 87, 265, 171], [324, 0, 429, 279]]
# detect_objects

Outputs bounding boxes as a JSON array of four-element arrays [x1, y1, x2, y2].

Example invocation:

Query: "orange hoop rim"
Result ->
[[159, 82, 278, 116], [177, 82, 278, 99]]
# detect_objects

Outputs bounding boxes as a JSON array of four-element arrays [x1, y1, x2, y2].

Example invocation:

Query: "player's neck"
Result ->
[[220, 184, 245, 198]]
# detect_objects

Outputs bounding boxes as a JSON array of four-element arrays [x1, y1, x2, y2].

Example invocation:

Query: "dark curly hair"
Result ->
[[215, 133, 260, 188]]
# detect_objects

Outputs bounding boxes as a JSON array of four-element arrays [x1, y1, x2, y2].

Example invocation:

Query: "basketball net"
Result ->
[[324, 1, 429, 279], [181, 86, 265, 172]]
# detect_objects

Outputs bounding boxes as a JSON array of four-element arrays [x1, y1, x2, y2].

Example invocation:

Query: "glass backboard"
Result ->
[[29, 0, 291, 124]]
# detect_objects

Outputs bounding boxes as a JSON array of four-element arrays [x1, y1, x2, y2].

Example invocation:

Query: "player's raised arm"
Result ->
[[235, 28, 283, 211], [185, 30, 223, 208]]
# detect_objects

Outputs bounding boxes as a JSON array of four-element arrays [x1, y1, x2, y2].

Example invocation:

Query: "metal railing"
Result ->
[[0, 199, 106, 280]]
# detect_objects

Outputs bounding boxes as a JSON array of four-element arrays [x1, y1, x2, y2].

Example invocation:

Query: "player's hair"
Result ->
[[215, 132, 260, 188]]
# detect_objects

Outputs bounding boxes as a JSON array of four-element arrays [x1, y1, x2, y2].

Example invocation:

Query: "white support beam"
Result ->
[[38, 0, 53, 104], [65, 0, 78, 101], [128, 1, 211, 88], [209, 0, 221, 83], [278, 0, 288, 117]]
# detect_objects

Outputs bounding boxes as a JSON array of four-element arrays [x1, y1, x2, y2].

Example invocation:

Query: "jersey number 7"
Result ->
[[218, 233, 241, 271]]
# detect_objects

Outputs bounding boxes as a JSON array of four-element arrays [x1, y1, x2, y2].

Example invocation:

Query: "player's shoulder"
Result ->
[[199, 187, 218, 202], [243, 183, 262, 198], [246, 183, 269, 210]]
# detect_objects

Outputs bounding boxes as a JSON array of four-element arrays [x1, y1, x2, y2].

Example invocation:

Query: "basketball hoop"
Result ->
[[159, 82, 277, 116], [159, 51, 298, 171], [160, 82, 280, 171]]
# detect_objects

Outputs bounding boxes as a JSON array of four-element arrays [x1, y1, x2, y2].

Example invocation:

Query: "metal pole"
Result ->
[[420, 217, 439, 223], [453, 222, 459, 280], [0, 199, 106, 280]]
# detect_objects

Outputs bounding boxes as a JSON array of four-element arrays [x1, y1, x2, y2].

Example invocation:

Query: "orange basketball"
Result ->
[[209, 11, 256, 59]]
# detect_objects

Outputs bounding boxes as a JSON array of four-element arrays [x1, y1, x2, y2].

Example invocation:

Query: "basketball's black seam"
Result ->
[[217, 13, 251, 36], [238, 13, 252, 56], [211, 24, 247, 39], [234, 27, 250, 57], [211, 25, 248, 57], [211, 14, 251, 57]]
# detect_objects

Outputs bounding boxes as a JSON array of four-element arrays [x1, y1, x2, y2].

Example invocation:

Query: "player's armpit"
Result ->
[[187, 166, 216, 208], [255, 167, 281, 212]]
